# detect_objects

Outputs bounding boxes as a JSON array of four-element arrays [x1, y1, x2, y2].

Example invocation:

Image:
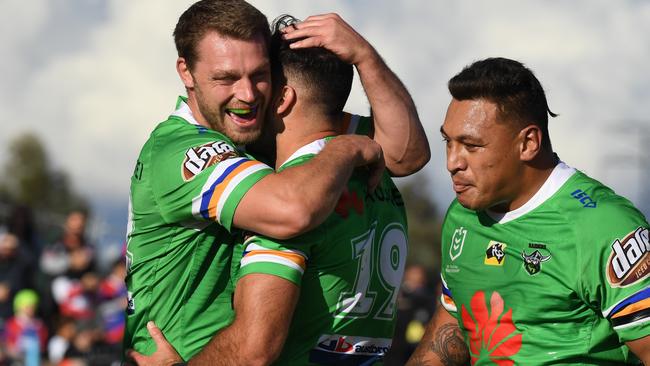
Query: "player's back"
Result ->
[[239, 137, 408, 365]]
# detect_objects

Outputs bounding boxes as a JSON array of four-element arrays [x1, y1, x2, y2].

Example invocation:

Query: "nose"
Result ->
[[234, 77, 256, 104], [446, 143, 467, 174]]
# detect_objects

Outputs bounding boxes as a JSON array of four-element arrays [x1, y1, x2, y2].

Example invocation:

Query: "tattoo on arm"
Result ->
[[432, 323, 470, 366], [407, 321, 469, 366]]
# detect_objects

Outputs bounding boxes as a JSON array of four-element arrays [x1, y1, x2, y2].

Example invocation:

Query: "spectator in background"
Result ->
[[47, 316, 76, 364], [385, 264, 438, 365], [6, 204, 39, 259], [38, 210, 96, 333], [98, 258, 127, 347], [40, 210, 95, 278], [0, 232, 34, 321], [3, 289, 48, 364]]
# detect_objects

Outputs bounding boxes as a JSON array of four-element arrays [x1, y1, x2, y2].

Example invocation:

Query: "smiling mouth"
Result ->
[[226, 106, 258, 122]]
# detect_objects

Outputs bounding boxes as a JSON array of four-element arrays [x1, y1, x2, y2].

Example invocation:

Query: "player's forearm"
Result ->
[[407, 306, 470, 366], [626, 336, 650, 364], [188, 275, 297, 366], [356, 50, 430, 176], [234, 135, 381, 239]]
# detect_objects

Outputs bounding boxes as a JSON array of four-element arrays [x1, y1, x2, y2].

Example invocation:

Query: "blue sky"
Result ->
[[1, 0, 649, 245]]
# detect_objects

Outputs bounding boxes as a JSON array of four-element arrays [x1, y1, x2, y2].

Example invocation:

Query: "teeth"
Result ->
[[228, 108, 251, 115], [227, 107, 257, 117]]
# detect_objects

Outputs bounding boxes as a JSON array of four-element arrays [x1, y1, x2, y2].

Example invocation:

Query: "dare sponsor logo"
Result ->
[[181, 141, 237, 181], [607, 227, 650, 287]]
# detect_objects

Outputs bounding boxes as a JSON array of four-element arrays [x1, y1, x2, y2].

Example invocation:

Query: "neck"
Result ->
[[274, 110, 342, 168], [490, 151, 558, 213], [185, 92, 211, 129]]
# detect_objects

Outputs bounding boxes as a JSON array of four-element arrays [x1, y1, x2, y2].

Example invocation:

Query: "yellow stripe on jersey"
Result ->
[[611, 297, 650, 319]]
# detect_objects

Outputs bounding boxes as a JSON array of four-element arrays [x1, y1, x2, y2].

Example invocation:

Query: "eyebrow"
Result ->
[[440, 125, 484, 144], [211, 61, 270, 79]]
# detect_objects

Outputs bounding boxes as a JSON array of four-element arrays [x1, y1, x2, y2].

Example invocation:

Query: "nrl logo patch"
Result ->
[[522, 250, 551, 275], [450, 227, 467, 261], [182, 141, 237, 181], [485, 241, 507, 266], [607, 227, 650, 288]]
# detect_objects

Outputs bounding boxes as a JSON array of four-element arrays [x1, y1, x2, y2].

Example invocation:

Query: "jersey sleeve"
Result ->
[[238, 235, 312, 286], [579, 196, 650, 342], [150, 129, 273, 232], [440, 273, 458, 314]]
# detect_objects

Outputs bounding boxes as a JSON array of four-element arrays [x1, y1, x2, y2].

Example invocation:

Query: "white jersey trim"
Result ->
[[613, 316, 650, 330], [171, 99, 201, 126], [602, 284, 650, 318], [279, 138, 328, 169], [486, 161, 577, 224]]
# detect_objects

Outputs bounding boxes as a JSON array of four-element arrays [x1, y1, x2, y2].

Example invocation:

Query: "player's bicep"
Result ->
[[154, 148, 273, 230]]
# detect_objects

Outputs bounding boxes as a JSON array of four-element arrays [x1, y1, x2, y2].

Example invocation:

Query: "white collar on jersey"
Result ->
[[171, 99, 201, 126], [485, 161, 577, 224], [277, 114, 361, 168], [278, 138, 328, 169]]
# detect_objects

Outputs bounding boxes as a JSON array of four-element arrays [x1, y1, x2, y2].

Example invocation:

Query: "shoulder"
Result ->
[[563, 170, 647, 230]]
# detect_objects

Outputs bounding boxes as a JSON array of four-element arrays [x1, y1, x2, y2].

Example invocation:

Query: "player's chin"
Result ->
[[229, 127, 263, 146], [456, 191, 482, 211]]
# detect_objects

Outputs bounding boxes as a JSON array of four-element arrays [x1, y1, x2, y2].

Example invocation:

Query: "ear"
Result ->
[[275, 85, 296, 117], [519, 125, 543, 162], [176, 57, 194, 89]]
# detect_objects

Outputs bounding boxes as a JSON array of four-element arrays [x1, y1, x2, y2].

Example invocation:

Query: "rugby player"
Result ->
[[124, 0, 429, 362], [407, 58, 650, 365]]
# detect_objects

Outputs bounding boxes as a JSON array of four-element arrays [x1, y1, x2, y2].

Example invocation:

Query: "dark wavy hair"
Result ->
[[270, 14, 353, 117], [449, 57, 557, 150]]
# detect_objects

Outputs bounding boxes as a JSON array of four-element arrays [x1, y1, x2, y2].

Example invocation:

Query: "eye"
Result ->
[[464, 143, 481, 152]]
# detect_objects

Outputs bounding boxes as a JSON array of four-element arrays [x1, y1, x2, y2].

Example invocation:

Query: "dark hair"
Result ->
[[448, 57, 557, 150], [270, 15, 353, 117], [174, 0, 271, 70]]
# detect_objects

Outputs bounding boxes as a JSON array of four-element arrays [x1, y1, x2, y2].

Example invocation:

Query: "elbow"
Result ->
[[387, 150, 431, 177], [270, 201, 315, 240], [386, 138, 431, 177], [240, 336, 284, 366]]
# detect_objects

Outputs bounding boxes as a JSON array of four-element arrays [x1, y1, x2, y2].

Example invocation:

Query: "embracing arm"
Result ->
[[407, 304, 470, 366], [627, 336, 650, 364], [189, 274, 299, 366], [127, 274, 299, 366], [233, 134, 384, 239], [283, 13, 430, 176]]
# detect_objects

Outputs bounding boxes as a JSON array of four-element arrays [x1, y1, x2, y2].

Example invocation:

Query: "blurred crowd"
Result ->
[[0, 206, 126, 366], [0, 204, 438, 366]]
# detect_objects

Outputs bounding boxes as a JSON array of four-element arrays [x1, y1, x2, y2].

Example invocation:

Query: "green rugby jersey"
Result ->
[[237, 137, 408, 365], [441, 162, 650, 365], [124, 97, 273, 359]]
